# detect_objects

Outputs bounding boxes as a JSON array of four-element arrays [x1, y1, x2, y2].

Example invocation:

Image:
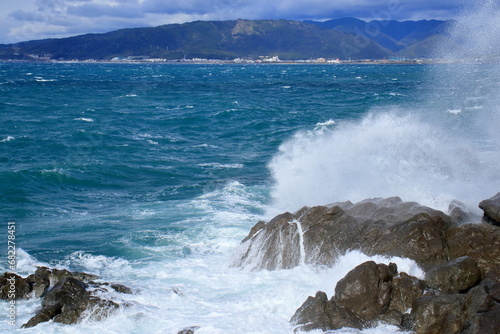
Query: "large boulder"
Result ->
[[291, 261, 426, 331], [235, 197, 453, 270], [479, 192, 500, 225]]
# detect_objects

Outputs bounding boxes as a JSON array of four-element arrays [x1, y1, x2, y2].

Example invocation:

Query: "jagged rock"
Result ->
[[425, 256, 481, 293], [479, 192, 500, 225], [236, 197, 453, 270], [0, 267, 130, 328], [0, 273, 31, 300], [291, 261, 426, 332], [446, 223, 500, 276], [22, 277, 119, 328], [26, 267, 51, 298], [290, 291, 365, 332]]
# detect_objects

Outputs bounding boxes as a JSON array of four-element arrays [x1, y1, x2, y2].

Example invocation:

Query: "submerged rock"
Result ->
[[479, 192, 500, 225]]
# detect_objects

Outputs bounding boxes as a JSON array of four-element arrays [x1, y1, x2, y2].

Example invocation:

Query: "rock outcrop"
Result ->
[[479, 192, 500, 225], [237, 195, 500, 333], [235, 197, 499, 273], [0, 267, 131, 328], [291, 260, 500, 333]]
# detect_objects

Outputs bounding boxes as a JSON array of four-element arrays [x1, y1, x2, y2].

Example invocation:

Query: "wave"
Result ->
[[0, 136, 14, 142], [73, 117, 94, 122], [268, 110, 499, 215]]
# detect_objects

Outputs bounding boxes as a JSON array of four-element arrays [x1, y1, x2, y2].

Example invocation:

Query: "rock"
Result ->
[[479, 193, 500, 226], [425, 256, 481, 293], [26, 267, 51, 298], [462, 278, 500, 334], [446, 223, 500, 276], [0, 273, 31, 300], [290, 291, 365, 332], [479, 192, 500, 225], [177, 326, 200, 334], [235, 197, 453, 270], [333, 261, 394, 321], [389, 272, 426, 315], [22, 277, 118, 328], [408, 277, 500, 334], [448, 200, 471, 223], [291, 261, 426, 332], [411, 295, 467, 334], [0, 267, 129, 328]]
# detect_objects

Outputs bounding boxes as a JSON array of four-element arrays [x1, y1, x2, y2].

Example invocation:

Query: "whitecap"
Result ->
[[74, 117, 94, 122], [0, 136, 14, 142], [198, 162, 244, 169], [447, 109, 462, 115]]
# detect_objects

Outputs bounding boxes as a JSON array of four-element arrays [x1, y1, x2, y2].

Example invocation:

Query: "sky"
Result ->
[[0, 0, 464, 44]]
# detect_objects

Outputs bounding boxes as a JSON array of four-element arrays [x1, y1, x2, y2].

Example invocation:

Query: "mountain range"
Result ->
[[0, 18, 454, 61]]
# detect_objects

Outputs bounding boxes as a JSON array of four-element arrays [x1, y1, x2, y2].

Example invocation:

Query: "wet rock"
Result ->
[[446, 223, 500, 276], [0, 273, 31, 300], [479, 192, 500, 225], [448, 200, 471, 223], [333, 261, 394, 320], [26, 267, 51, 298], [411, 295, 467, 334], [22, 277, 119, 328], [291, 261, 426, 332], [0, 267, 129, 328], [236, 197, 453, 270], [462, 278, 500, 334], [177, 326, 200, 334], [290, 291, 364, 332], [425, 256, 481, 293]]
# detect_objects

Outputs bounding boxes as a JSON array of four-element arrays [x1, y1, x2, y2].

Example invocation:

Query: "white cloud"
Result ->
[[0, 0, 462, 44]]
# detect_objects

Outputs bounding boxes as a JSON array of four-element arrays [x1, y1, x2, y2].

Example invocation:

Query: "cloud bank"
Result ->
[[1, 0, 462, 43]]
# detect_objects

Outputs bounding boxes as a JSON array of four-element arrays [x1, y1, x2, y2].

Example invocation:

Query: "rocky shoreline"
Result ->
[[2, 193, 499, 333], [236, 193, 500, 333]]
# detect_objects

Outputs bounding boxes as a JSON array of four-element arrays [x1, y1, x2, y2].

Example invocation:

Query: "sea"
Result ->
[[0, 59, 499, 334]]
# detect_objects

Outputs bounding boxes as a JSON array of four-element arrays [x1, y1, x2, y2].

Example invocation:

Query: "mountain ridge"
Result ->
[[0, 18, 453, 61]]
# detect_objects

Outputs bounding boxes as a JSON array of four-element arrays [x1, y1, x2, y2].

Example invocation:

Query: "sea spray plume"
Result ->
[[267, 1, 500, 216], [267, 111, 489, 215]]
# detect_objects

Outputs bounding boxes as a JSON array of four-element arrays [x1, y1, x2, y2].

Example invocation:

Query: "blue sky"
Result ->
[[0, 0, 464, 44]]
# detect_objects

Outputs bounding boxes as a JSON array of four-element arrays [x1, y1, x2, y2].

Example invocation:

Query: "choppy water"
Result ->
[[0, 60, 498, 334]]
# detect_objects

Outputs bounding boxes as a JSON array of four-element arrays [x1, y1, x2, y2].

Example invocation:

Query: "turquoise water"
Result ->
[[0, 62, 498, 333]]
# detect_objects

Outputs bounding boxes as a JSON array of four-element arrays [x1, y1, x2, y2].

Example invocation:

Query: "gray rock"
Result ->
[[479, 192, 500, 225]]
